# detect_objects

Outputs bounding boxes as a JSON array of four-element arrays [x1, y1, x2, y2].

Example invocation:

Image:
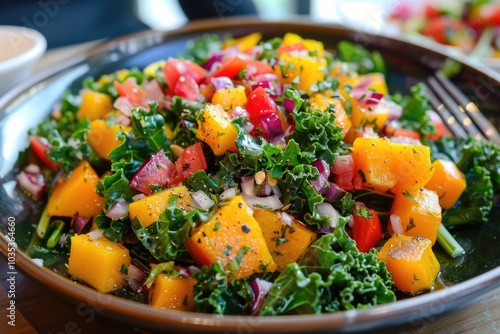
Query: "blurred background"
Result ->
[[1, 0, 500, 65]]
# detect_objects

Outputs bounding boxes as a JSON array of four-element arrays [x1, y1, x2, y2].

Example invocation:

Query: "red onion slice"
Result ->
[[106, 198, 129, 219], [249, 278, 273, 315], [243, 195, 283, 211]]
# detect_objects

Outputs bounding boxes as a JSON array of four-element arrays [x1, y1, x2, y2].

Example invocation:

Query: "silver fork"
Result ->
[[424, 70, 500, 145]]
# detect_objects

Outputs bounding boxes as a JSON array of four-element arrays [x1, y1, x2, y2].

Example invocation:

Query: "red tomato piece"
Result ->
[[246, 86, 278, 122], [211, 56, 247, 78], [114, 78, 146, 107], [29, 136, 59, 170], [174, 76, 200, 101], [351, 204, 383, 253], [277, 42, 307, 56], [129, 149, 176, 195], [245, 59, 274, 77], [163, 58, 207, 92], [168, 142, 208, 186]]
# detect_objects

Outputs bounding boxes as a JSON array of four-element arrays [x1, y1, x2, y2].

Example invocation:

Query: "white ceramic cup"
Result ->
[[0, 25, 47, 95]]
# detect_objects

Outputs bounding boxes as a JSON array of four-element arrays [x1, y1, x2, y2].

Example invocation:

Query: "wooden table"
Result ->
[[1, 38, 500, 334]]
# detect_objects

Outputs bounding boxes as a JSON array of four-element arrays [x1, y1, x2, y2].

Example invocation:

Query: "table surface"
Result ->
[[1, 39, 500, 334]]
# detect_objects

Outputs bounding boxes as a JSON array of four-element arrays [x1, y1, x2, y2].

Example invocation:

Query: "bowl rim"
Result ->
[[0, 25, 47, 72], [1, 17, 500, 333]]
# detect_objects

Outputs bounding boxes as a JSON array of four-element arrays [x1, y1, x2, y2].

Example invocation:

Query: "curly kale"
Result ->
[[259, 217, 395, 315], [428, 135, 500, 226]]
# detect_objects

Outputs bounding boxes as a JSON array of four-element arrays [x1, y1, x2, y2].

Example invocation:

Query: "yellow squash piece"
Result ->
[[390, 188, 442, 245], [46, 160, 104, 218], [223, 32, 262, 52], [149, 274, 197, 311], [377, 234, 440, 295], [87, 120, 130, 160], [196, 104, 238, 156], [128, 186, 196, 228], [253, 209, 317, 272], [185, 195, 277, 279], [211, 87, 247, 112], [274, 53, 326, 92], [68, 233, 131, 293], [76, 91, 114, 121], [425, 159, 466, 209]]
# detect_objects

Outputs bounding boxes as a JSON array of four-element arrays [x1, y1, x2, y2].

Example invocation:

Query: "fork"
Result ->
[[424, 70, 500, 145]]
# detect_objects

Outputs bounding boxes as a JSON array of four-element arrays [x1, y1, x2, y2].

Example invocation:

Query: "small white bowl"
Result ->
[[0, 26, 47, 94]]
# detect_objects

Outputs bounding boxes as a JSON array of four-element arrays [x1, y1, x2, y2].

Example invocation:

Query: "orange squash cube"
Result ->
[[87, 120, 130, 160], [390, 188, 442, 244], [149, 274, 197, 311], [390, 143, 434, 193], [196, 104, 238, 156], [274, 53, 326, 92], [128, 186, 196, 228], [46, 160, 104, 218], [253, 209, 317, 272], [76, 91, 113, 121], [425, 159, 466, 209], [68, 233, 131, 293], [211, 87, 247, 112], [185, 195, 277, 279], [377, 234, 440, 295]]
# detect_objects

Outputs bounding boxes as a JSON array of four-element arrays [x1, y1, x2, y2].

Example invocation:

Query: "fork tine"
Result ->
[[422, 82, 468, 138], [434, 71, 500, 144]]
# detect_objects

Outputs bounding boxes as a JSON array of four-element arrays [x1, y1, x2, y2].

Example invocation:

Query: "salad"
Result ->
[[16, 32, 500, 315]]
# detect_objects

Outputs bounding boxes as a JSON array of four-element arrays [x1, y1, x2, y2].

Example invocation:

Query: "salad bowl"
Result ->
[[0, 18, 499, 333]]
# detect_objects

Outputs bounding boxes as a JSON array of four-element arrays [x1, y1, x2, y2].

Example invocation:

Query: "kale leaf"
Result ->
[[259, 217, 395, 315], [336, 41, 386, 74], [428, 136, 500, 226]]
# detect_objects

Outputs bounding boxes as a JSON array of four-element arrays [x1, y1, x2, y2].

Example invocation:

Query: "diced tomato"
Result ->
[[29, 136, 59, 170], [391, 128, 421, 141], [129, 149, 175, 195], [331, 154, 354, 191], [211, 56, 247, 78], [423, 3, 441, 19], [426, 110, 451, 141], [420, 16, 467, 44], [351, 204, 383, 253], [114, 78, 146, 107], [168, 142, 208, 186], [278, 42, 307, 56], [245, 59, 274, 77], [174, 76, 200, 101], [163, 58, 207, 92], [246, 86, 279, 122]]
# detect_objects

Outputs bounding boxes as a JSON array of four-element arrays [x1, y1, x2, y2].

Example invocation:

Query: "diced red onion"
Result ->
[[283, 98, 294, 113], [310, 159, 330, 193], [132, 193, 146, 202], [390, 214, 404, 235], [347, 215, 355, 228], [277, 211, 293, 227], [243, 195, 283, 211], [203, 53, 224, 70], [73, 216, 90, 234], [244, 121, 254, 133], [241, 176, 255, 196], [115, 112, 131, 127], [88, 229, 104, 241], [257, 182, 272, 197], [16, 164, 46, 200], [351, 89, 383, 106], [251, 74, 282, 98], [114, 96, 135, 116], [320, 182, 346, 202], [106, 198, 129, 219], [316, 202, 341, 228], [220, 187, 237, 200], [363, 127, 379, 138], [125, 263, 148, 291], [211, 76, 234, 91], [390, 136, 422, 145], [271, 185, 281, 198], [259, 114, 285, 147], [177, 267, 192, 278], [250, 278, 273, 315], [384, 98, 403, 121], [191, 190, 215, 210], [231, 106, 249, 119], [354, 76, 374, 90]]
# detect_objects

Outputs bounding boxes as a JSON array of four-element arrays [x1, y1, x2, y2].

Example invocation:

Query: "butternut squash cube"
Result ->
[[377, 234, 440, 295], [128, 186, 196, 228], [196, 104, 238, 156], [46, 160, 104, 218], [87, 120, 130, 160], [274, 53, 326, 92], [149, 274, 197, 311], [308, 94, 351, 136], [76, 91, 113, 121], [68, 233, 131, 293], [425, 159, 466, 209], [390, 143, 434, 194], [352, 137, 397, 193], [185, 195, 277, 279], [390, 188, 442, 244], [223, 32, 262, 52], [344, 95, 390, 143], [253, 209, 317, 272]]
